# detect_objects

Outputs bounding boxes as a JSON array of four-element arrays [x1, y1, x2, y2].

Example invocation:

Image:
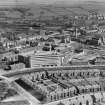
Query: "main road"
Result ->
[[2, 65, 105, 78]]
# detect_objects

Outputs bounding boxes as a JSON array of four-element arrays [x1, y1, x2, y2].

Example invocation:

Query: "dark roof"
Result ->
[[57, 102, 65, 105]]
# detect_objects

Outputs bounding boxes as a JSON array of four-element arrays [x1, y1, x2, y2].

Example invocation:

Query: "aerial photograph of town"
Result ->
[[1, 0, 105, 105]]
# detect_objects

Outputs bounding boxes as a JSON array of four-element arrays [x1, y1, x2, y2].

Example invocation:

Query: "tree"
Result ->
[[30, 41, 38, 47], [0, 42, 3, 47], [39, 11, 45, 21], [13, 7, 30, 18], [80, 29, 86, 35], [62, 15, 68, 21], [0, 82, 9, 100], [27, 12, 34, 16]]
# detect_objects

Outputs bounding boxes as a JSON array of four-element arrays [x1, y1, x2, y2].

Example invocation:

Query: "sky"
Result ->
[[0, 0, 105, 5]]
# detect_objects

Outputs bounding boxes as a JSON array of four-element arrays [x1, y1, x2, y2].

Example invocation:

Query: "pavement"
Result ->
[[2, 95, 26, 102]]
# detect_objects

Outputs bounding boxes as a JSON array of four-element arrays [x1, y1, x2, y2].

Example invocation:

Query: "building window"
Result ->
[[57, 94, 59, 100], [74, 90, 77, 95], [92, 88, 95, 92], [61, 93, 63, 99], [96, 88, 100, 91], [79, 72, 82, 77], [67, 92, 69, 97], [82, 72, 85, 76], [53, 73, 55, 77], [54, 95, 56, 100], [90, 88, 93, 92], [70, 91, 73, 97], [82, 89, 85, 93], [85, 89, 88, 93], [72, 72, 75, 77], [51, 96, 53, 101], [87, 72, 90, 77], [64, 93, 66, 98], [103, 87, 105, 91]]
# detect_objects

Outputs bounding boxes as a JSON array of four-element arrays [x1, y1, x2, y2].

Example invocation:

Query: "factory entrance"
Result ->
[[79, 102, 82, 105], [86, 100, 89, 105], [91, 95, 96, 104]]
